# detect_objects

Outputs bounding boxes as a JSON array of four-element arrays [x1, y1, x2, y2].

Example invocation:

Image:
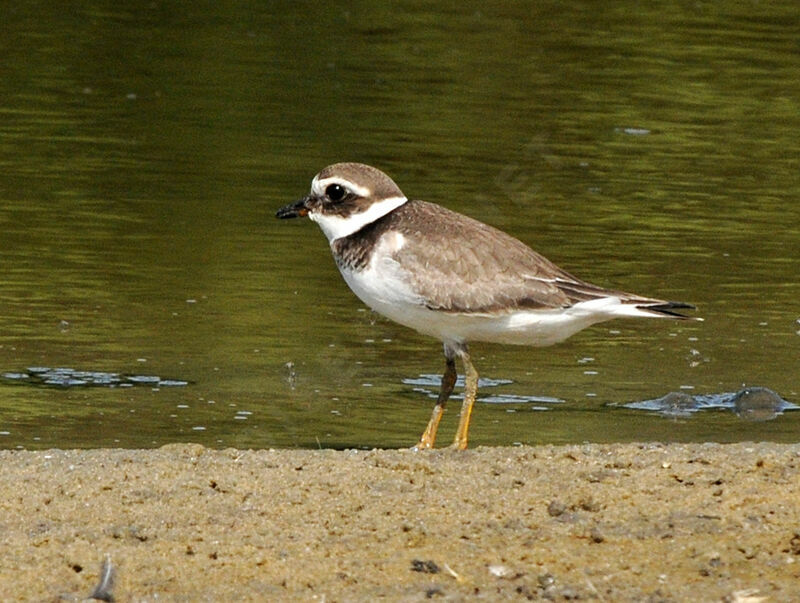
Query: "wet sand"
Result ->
[[1, 442, 798, 601]]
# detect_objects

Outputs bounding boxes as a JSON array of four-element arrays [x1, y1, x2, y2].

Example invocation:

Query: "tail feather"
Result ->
[[553, 276, 701, 321], [637, 301, 699, 320]]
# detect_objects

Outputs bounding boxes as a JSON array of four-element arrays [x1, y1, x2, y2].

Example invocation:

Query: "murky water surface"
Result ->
[[1, 3, 798, 449]]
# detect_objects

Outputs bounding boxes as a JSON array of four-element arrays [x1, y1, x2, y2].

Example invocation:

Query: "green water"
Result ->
[[1, 2, 798, 449]]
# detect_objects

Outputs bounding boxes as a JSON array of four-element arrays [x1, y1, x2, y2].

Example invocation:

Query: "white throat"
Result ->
[[310, 195, 408, 242]]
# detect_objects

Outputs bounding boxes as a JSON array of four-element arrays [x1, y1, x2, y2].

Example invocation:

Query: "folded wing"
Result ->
[[390, 201, 694, 319]]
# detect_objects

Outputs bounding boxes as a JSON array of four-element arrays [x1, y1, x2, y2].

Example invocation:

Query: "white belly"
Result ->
[[337, 246, 621, 348]]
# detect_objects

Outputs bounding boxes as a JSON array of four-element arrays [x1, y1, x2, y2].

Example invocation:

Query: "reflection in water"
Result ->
[[2, 367, 189, 388], [0, 2, 799, 448], [403, 374, 565, 407]]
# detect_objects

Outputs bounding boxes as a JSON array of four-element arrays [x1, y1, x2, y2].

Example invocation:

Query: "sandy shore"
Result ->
[[1, 442, 798, 601]]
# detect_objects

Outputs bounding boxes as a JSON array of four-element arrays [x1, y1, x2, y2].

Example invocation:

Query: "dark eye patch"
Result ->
[[325, 184, 347, 202]]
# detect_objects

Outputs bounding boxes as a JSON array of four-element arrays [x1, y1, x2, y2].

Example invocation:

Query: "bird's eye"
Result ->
[[325, 184, 347, 202]]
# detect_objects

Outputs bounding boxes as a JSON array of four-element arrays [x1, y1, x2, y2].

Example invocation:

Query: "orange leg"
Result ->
[[413, 355, 457, 450], [450, 347, 478, 450]]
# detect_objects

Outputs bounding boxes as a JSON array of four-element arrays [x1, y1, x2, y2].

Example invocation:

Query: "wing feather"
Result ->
[[389, 201, 575, 312]]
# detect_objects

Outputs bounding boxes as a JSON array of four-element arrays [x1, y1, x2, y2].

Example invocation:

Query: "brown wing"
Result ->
[[384, 201, 697, 318], [386, 201, 587, 313]]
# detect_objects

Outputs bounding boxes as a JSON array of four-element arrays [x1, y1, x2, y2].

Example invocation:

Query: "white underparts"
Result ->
[[339, 258, 678, 348]]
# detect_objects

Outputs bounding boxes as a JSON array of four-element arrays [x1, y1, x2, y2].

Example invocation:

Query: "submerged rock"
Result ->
[[732, 387, 788, 422], [623, 387, 797, 420]]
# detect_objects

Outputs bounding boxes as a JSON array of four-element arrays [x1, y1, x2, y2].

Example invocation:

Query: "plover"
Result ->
[[276, 163, 698, 449]]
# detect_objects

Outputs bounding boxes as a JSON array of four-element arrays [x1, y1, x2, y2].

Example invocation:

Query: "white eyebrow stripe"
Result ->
[[311, 175, 371, 198]]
